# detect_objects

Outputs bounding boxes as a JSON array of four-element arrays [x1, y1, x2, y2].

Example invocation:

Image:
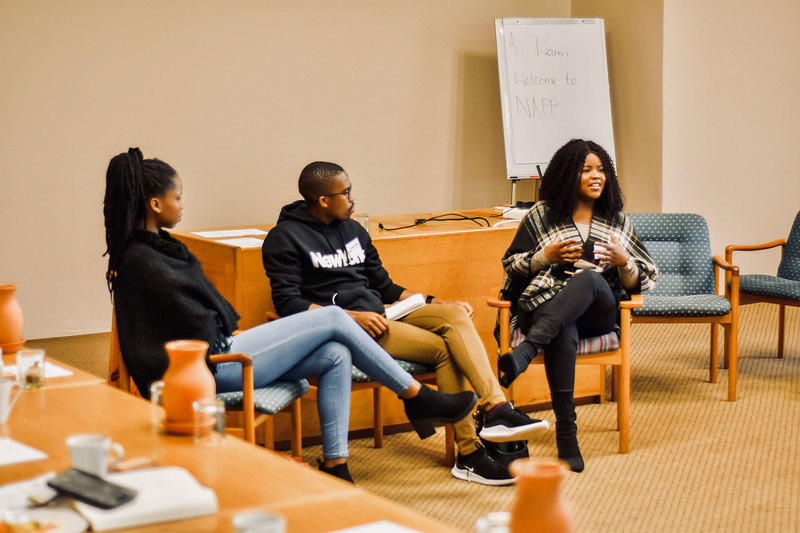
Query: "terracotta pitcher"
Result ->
[[509, 458, 572, 533], [0, 284, 25, 354], [162, 340, 216, 435]]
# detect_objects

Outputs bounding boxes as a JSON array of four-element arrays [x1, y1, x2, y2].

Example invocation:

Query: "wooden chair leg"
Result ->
[[710, 323, 720, 380], [291, 399, 303, 457], [778, 304, 786, 358], [373, 387, 384, 448], [444, 424, 455, 467], [242, 365, 256, 443], [597, 364, 606, 404], [255, 414, 265, 446], [262, 416, 275, 450], [610, 365, 619, 402], [725, 322, 738, 402], [617, 362, 630, 454]]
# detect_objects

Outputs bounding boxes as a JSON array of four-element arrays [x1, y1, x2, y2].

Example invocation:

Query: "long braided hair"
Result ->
[[539, 139, 623, 226], [103, 147, 177, 294]]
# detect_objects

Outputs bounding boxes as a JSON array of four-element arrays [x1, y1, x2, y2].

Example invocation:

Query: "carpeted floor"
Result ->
[[27, 303, 800, 532]]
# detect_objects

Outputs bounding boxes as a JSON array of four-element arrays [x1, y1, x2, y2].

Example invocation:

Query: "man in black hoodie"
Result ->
[[263, 161, 549, 486]]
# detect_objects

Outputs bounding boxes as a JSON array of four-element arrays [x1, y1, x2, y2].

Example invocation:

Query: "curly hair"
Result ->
[[103, 147, 177, 294], [539, 139, 623, 225]]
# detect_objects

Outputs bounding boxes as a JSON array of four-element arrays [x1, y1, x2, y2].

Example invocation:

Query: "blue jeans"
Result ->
[[213, 306, 413, 460]]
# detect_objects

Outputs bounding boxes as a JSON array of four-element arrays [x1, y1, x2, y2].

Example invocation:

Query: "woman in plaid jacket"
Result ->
[[499, 139, 657, 472]]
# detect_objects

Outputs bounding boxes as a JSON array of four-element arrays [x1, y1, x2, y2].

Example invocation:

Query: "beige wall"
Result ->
[[663, 0, 800, 274], [572, 0, 663, 212], [5, 1, 795, 339], [0, 0, 569, 338]]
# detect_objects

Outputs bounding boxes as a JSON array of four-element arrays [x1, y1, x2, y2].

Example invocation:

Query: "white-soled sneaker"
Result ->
[[479, 403, 550, 442], [451, 446, 515, 486]]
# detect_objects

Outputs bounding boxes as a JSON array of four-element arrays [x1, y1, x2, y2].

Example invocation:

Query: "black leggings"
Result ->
[[519, 270, 617, 393]]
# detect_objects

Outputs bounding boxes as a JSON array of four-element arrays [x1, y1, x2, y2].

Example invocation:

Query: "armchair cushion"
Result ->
[[352, 360, 435, 383], [511, 327, 620, 354], [739, 274, 800, 300], [216, 379, 309, 415], [632, 294, 732, 317]]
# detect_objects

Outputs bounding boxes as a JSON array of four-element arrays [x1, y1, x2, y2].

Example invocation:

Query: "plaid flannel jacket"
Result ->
[[501, 201, 657, 315]]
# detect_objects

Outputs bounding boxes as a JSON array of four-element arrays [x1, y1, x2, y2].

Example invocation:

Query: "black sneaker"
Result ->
[[451, 445, 515, 486], [479, 403, 550, 442]]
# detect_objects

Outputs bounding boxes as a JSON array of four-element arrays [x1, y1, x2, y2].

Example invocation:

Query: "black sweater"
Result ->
[[262, 200, 405, 316], [114, 229, 240, 397]]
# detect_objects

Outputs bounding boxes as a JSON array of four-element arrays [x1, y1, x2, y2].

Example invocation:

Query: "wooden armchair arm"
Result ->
[[725, 239, 786, 263], [486, 286, 511, 308], [485, 286, 511, 357], [619, 293, 644, 309], [209, 352, 252, 366], [712, 255, 740, 303], [208, 352, 255, 442], [713, 254, 739, 274]]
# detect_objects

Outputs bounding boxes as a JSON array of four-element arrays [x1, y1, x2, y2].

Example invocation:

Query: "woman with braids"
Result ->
[[103, 148, 476, 483], [497, 139, 657, 472]]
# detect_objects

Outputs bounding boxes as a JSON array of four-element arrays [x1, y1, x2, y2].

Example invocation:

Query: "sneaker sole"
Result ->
[[450, 465, 515, 486], [479, 419, 550, 442]]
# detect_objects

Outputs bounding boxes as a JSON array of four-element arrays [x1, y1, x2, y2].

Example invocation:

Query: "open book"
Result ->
[[73, 467, 218, 531], [385, 293, 426, 321]]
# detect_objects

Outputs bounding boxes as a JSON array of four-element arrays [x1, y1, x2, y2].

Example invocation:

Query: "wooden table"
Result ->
[[1, 371, 460, 532], [170, 208, 603, 440], [1, 354, 104, 390]]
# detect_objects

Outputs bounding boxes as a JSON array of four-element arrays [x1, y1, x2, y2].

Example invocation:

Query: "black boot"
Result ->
[[401, 383, 477, 439], [498, 340, 539, 388], [318, 460, 355, 483], [551, 391, 584, 473]]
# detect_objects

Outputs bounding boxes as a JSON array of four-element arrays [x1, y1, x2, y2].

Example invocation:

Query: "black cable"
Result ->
[[378, 212, 490, 231]]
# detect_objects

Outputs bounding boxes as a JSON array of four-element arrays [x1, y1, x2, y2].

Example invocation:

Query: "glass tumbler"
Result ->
[[16, 349, 45, 389], [353, 212, 370, 234], [193, 398, 226, 446]]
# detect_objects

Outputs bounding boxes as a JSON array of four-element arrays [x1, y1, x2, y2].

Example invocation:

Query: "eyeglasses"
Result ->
[[321, 186, 352, 198]]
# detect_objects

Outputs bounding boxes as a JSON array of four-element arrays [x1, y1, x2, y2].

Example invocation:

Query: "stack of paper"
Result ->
[[74, 467, 218, 531], [385, 293, 426, 321]]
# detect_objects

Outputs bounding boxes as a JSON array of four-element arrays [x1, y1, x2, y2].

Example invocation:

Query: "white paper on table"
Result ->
[[74, 467, 218, 531], [0, 472, 56, 509], [214, 237, 265, 248], [329, 521, 422, 533], [191, 229, 267, 238], [0, 438, 48, 467], [3, 361, 74, 379]]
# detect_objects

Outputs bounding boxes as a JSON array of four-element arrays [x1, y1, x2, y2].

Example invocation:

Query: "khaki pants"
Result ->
[[376, 304, 506, 455]]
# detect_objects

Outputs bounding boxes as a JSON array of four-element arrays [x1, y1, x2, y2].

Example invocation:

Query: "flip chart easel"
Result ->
[[495, 18, 616, 204]]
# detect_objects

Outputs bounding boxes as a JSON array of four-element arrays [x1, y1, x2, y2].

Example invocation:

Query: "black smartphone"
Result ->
[[47, 468, 137, 509]]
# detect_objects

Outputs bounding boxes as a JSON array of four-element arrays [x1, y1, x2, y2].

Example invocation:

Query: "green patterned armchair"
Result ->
[[627, 213, 740, 401], [725, 210, 800, 358]]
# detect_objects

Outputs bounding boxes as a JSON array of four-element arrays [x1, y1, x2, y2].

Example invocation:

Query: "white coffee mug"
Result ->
[[0, 378, 22, 424], [66, 434, 125, 476]]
